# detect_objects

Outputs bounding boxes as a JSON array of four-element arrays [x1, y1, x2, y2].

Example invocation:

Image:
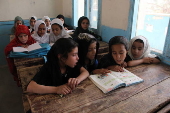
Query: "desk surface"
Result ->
[[26, 63, 170, 113]]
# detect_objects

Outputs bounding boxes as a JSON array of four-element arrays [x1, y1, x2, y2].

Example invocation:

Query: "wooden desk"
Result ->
[[24, 63, 170, 113]]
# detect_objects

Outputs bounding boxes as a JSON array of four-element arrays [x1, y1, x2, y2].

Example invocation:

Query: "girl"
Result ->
[[5, 25, 36, 86], [127, 35, 161, 66], [49, 18, 71, 43], [11, 16, 24, 35], [77, 33, 110, 74], [73, 16, 102, 41], [27, 38, 89, 95], [42, 16, 51, 33], [98, 36, 131, 72], [32, 20, 49, 44], [28, 16, 37, 34], [56, 14, 73, 30]]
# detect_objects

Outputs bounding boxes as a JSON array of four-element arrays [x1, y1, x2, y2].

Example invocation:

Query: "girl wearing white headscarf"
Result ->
[[28, 16, 37, 34], [49, 18, 71, 43], [42, 16, 51, 33], [32, 20, 49, 44], [127, 35, 160, 66]]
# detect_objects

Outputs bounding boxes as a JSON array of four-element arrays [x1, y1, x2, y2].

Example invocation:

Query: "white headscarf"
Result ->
[[128, 35, 156, 60], [29, 16, 37, 29], [32, 20, 49, 44], [42, 16, 51, 29], [49, 18, 71, 43]]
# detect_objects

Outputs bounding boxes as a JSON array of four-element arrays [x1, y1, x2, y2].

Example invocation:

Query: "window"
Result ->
[[135, 0, 170, 53], [73, 0, 99, 29]]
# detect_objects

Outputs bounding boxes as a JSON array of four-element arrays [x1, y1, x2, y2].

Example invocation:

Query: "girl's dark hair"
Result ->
[[77, 36, 99, 66], [56, 14, 65, 20], [109, 36, 129, 54], [52, 23, 62, 30], [30, 17, 36, 20], [134, 39, 144, 44], [78, 16, 90, 28], [47, 38, 78, 63]]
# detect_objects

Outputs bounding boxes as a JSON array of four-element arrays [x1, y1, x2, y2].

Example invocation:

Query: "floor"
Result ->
[[0, 66, 24, 113]]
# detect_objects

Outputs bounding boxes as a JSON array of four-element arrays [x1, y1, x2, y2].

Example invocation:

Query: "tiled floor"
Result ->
[[0, 66, 24, 113]]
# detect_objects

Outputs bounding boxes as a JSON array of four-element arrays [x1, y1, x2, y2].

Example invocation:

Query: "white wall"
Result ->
[[62, 0, 72, 18], [101, 0, 130, 30], [0, 0, 63, 21]]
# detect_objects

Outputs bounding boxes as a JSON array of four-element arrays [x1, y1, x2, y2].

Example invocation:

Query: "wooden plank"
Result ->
[[17, 65, 43, 92], [100, 78, 170, 113], [157, 103, 170, 113], [26, 63, 170, 113]]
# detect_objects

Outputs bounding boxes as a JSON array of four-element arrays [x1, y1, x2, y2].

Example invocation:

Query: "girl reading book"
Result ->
[[42, 16, 51, 33], [127, 35, 161, 66], [98, 36, 131, 72], [77, 33, 110, 74], [5, 25, 36, 86], [27, 38, 89, 95], [49, 18, 71, 43], [32, 20, 49, 44]]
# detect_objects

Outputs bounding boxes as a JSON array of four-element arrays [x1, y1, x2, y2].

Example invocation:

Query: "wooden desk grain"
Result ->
[[25, 63, 170, 113]]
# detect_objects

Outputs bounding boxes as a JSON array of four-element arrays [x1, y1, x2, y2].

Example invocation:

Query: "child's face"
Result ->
[[45, 19, 50, 27], [30, 19, 36, 27], [81, 19, 89, 30], [52, 24, 62, 36], [131, 41, 144, 59], [86, 42, 97, 60], [15, 20, 22, 27], [59, 18, 64, 24], [37, 23, 46, 37], [111, 44, 127, 65], [65, 47, 79, 68], [18, 33, 28, 44]]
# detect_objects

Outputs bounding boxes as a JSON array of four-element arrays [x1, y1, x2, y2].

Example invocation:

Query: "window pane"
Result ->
[[89, 0, 98, 29], [136, 0, 170, 52]]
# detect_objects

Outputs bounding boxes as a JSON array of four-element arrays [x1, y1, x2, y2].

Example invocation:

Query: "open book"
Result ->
[[13, 43, 42, 52], [89, 68, 144, 93]]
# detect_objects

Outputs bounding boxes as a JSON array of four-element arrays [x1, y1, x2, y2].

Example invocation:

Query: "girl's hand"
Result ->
[[150, 58, 160, 63], [56, 84, 72, 95], [143, 57, 151, 64], [92, 69, 111, 75], [108, 65, 124, 72], [68, 78, 80, 90], [121, 62, 127, 68]]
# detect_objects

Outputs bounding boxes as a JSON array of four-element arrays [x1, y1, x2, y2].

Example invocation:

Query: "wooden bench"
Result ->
[[19, 63, 170, 113]]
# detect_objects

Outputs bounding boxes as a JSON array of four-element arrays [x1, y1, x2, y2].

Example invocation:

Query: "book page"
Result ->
[[27, 43, 42, 52], [89, 73, 125, 93], [110, 68, 144, 86], [13, 47, 28, 52]]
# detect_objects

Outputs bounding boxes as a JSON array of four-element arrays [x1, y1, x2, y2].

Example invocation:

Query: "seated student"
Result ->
[[127, 35, 161, 66], [73, 16, 102, 41], [49, 18, 71, 43], [27, 38, 89, 95], [5, 25, 36, 86], [98, 36, 131, 72], [56, 14, 73, 30], [77, 33, 110, 74], [28, 16, 37, 34], [42, 16, 51, 33], [11, 16, 24, 35], [32, 20, 49, 44]]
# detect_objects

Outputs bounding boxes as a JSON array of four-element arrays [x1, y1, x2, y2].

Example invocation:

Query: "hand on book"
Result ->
[[108, 65, 124, 72], [56, 84, 72, 95], [68, 78, 80, 90]]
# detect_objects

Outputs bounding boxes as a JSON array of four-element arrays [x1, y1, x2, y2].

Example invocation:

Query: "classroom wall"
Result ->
[[100, 0, 131, 42], [0, 0, 63, 66]]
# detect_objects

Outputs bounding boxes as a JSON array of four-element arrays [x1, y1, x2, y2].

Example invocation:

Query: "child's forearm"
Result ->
[[127, 59, 144, 67], [76, 67, 89, 82], [27, 81, 57, 94]]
